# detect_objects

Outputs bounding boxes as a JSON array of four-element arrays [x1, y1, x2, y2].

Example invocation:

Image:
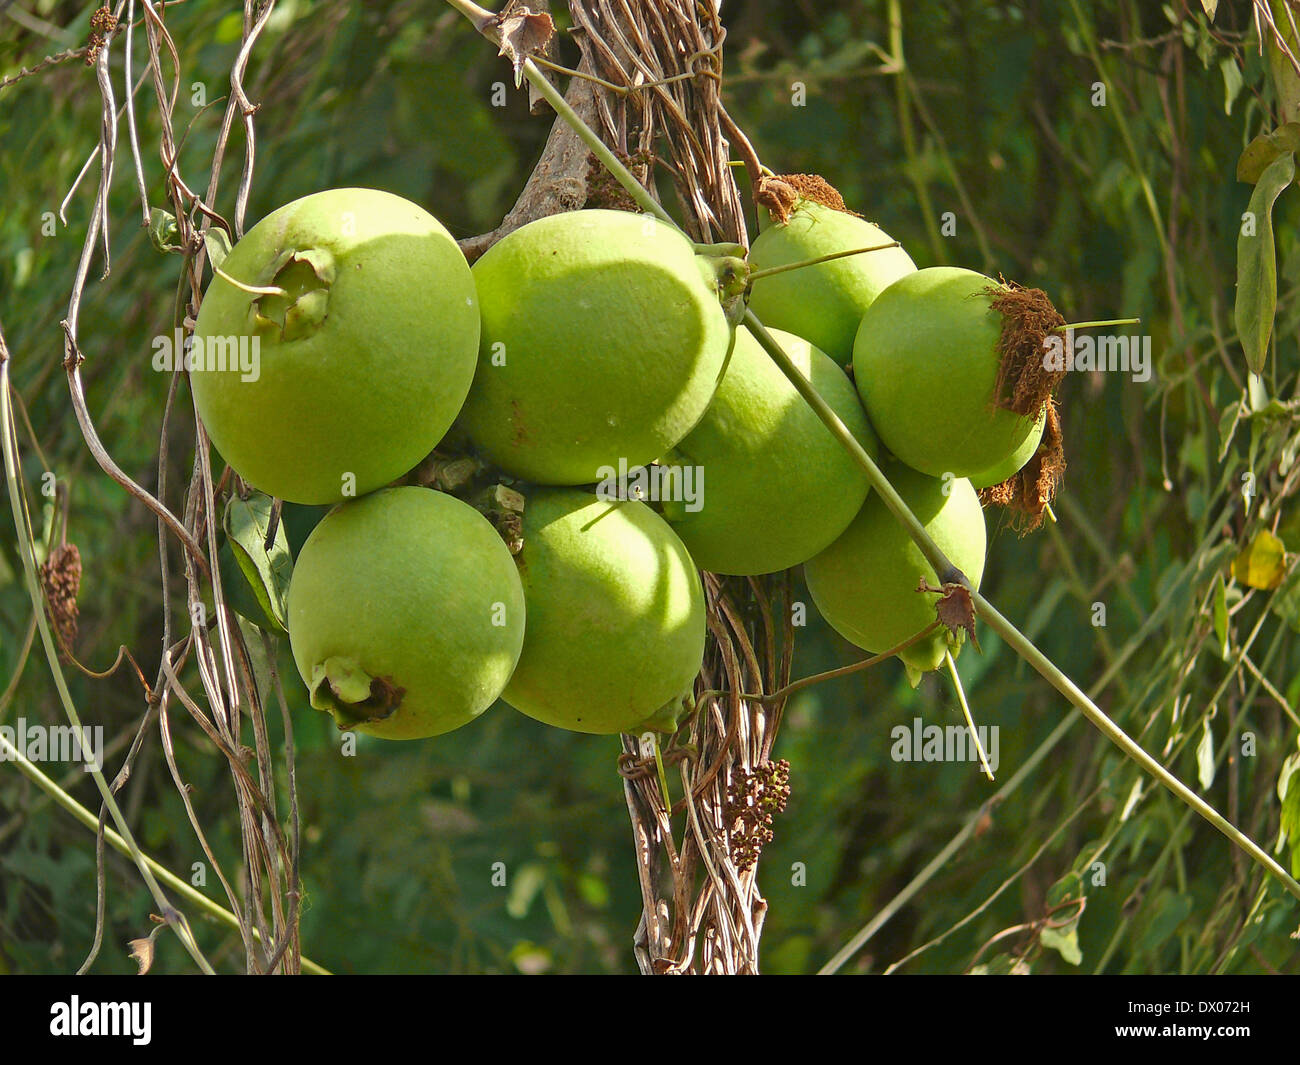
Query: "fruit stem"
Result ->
[[211, 262, 287, 298], [945, 650, 994, 782], [692, 621, 944, 706], [744, 242, 903, 282], [649, 733, 673, 809], [1052, 318, 1141, 331]]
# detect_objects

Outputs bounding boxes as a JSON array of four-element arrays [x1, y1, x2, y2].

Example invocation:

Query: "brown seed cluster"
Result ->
[[86, 6, 118, 66], [40, 542, 82, 658], [725, 758, 791, 871]]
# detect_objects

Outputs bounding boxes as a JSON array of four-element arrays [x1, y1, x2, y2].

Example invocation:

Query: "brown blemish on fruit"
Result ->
[[509, 398, 529, 448]]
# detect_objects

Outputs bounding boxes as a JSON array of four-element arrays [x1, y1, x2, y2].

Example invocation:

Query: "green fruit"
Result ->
[[457, 210, 735, 485], [748, 200, 916, 362], [191, 188, 479, 504], [288, 487, 525, 740], [853, 267, 1040, 479], [663, 325, 877, 575], [969, 406, 1046, 489], [804, 463, 986, 681], [504, 487, 705, 734], [972, 421, 1040, 491]]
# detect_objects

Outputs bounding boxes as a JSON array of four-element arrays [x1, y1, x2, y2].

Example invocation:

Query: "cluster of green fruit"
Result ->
[[191, 181, 1058, 741]]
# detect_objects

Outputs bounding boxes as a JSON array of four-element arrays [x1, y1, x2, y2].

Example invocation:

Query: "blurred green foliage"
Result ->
[[2, 0, 1299, 974]]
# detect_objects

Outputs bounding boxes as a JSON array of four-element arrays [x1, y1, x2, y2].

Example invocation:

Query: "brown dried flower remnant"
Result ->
[[989, 281, 1067, 419], [755, 173, 858, 224], [41, 542, 82, 658], [86, 6, 118, 66], [725, 758, 791, 871], [979, 402, 1066, 533]]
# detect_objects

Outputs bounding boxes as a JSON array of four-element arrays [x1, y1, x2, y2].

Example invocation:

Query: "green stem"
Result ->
[[694, 620, 943, 706], [973, 592, 1300, 900], [521, 59, 669, 222], [744, 242, 903, 282], [1055, 318, 1142, 331], [946, 650, 993, 781], [446, 0, 672, 225], [745, 313, 962, 582], [1, 358, 216, 972]]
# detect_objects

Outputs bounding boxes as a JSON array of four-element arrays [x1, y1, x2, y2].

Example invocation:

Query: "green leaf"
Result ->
[[1266, 2, 1300, 123], [1217, 399, 1242, 460], [1220, 56, 1240, 113], [1231, 528, 1288, 589], [1040, 924, 1083, 966], [148, 207, 181, 253], [1235, 150, 1294, 375], [1279, 747, 1300, 877], [1041, 872, 1085, 966], [204, 227, 233, 273], [1212, 572, 1230, 659], [1246, 372, 1277, 414], [221, 493, 292, 634], [1236, 123, 1300, 184], [506, 862, 547, 919]]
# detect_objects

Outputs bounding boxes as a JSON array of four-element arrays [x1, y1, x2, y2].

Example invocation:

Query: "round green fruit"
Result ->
[[456, 209, 736, 485], [663, 325, 877, 575], [191, 188, 479, 504], [969, 405, 1046, 489], [853, 267, 1041, 479], [287, 486, 525, 740], [804, 463, 986, 680], [747, 200, 916, 362], [504, 487, 706, 735]]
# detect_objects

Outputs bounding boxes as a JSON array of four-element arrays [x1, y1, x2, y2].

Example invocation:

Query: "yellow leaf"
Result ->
[[1231, 529, 1288, 589]]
